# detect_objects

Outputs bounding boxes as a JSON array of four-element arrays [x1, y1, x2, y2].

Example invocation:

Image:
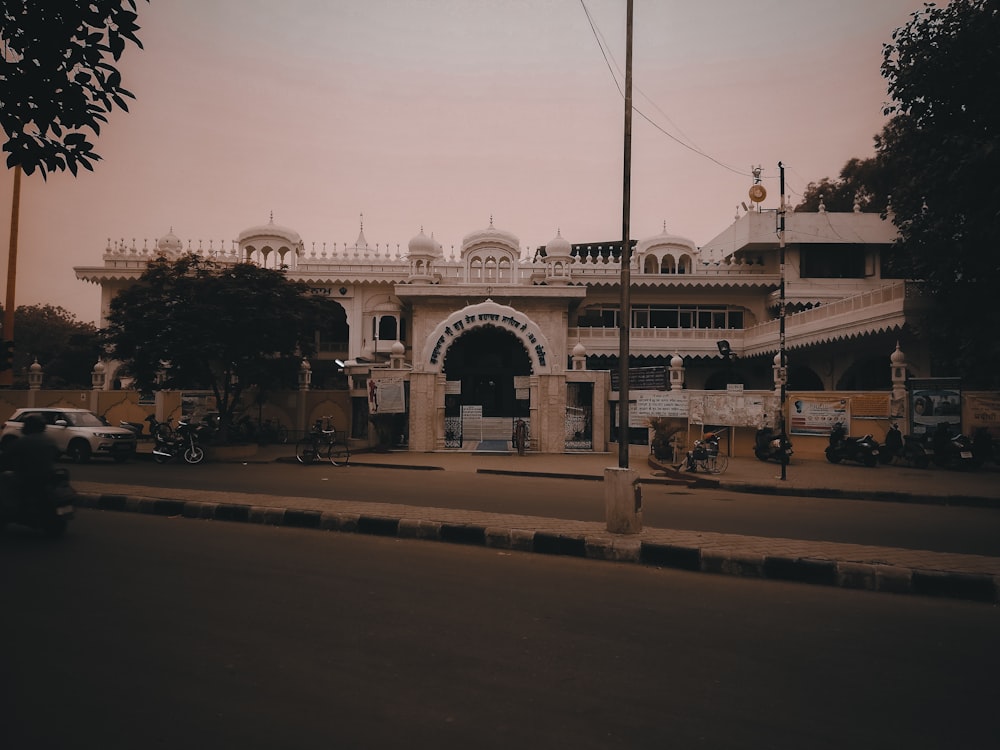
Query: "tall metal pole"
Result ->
[[778, 162, 787, 480], [617, 0, 634, 469], [2, 164, 21, 388]]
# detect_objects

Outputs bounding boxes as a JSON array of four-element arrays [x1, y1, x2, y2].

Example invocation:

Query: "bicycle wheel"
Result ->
[[711, 455, 729, 474], [329, 441, 350, 466], [296, 438, 318, 464]]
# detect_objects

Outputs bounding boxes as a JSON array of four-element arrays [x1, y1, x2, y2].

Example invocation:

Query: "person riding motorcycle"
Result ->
[[2, 414, 58, 498]]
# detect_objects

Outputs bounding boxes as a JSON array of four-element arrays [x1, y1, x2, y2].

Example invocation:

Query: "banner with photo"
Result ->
[[909, 378, 961, 436], [789, 397, 850, 436]]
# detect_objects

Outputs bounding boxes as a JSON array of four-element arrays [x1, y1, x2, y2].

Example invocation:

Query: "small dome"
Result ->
[[93, 360, 105, 373], [391, 340, 405, 355], [890, 344, 905, 365], [545, 230, 572, 259], [156, 228, 183, 255], [29, 358, 42, 372], [408, 229, 438, 257], [671, 353, 683, 368], [238, 214, 302, 247], [572, 341, 587, 358]]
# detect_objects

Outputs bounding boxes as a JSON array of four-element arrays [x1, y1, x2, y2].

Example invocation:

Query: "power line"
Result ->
[[578, 0, 754, 179]]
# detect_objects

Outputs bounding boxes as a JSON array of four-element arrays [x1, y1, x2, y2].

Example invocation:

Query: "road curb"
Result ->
[[75, 491, 1000, 605]]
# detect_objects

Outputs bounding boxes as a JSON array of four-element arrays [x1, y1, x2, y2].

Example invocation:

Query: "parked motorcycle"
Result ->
[[826, 422, 879, 467], [153, 419, 207, 464], [0, 468, 76, 537], [879, 423, 932, 468], [930, 424, 977, 470], [754, 426, 793, 465]]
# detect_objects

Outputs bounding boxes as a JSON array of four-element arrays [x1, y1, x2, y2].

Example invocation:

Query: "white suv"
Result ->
[[0, 408, 137, 463]]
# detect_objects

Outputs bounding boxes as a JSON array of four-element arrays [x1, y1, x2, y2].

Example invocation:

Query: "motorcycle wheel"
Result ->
[[825, 449, 842, 464], [184, 446, 205, 464], [864, 455, 878, 467], [153, 451, 171, 464], [753, 449, 769, 462]]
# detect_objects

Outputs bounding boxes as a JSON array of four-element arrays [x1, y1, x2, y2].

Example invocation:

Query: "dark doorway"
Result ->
[[443, 326, 532, 418]]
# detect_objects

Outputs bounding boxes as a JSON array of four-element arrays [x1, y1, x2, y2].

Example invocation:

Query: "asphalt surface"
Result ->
[[72, 445, 1000, 604]]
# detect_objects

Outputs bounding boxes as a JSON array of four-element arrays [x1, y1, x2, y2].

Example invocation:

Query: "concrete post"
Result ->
[[604, 466, 642, 534]]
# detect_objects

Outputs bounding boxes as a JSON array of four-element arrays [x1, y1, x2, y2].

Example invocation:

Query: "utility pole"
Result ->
[[617, 0, 634, 470], [2, 165, 21, 387], [778, 162, 788, 481], [604, 0, 641, 535]]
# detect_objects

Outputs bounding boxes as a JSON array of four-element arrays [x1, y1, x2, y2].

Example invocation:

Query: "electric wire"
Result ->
[[578, 0, 756, 180]]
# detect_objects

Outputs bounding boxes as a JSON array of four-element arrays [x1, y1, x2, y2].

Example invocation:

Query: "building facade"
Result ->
[[75, 205, 926, 454]]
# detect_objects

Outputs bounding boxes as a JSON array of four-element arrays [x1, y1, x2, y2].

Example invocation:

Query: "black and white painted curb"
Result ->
[[77, 491, 1000, 605]]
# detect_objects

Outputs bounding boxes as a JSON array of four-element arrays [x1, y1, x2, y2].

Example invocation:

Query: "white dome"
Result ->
[[545, 230, 572, 259], [572, 341, 587, 357], [156, 228, 183, 255], [890, 344, 905, 365], [671, 353, 683, 368], [408, 229, 438, 257], [238, 215, 302, 247], [391, 340, 405, 355]]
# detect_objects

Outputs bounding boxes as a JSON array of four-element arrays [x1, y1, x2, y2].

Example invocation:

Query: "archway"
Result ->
[[442, 326, 532, 418]]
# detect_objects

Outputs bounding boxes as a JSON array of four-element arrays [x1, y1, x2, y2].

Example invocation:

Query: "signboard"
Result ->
[[369, 376, 406, 414], [635, 390, 689, 418], [965, 393, 1000, 440], [611, 366, 666, 391], [851, 392, 890, 419], [789, 397, 849, 436], [462, 405, 483, 441], [445, 380, 461, 395], [690, 392, 774, 428], [909, 378, 962, 436]]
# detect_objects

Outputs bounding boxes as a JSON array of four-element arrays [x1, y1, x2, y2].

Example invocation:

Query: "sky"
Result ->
[[0, 0, 928, 325]]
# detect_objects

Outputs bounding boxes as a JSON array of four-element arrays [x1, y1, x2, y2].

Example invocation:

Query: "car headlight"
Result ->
[[94, 432, 117, 439]]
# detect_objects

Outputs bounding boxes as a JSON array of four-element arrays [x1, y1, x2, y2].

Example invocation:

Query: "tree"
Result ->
[[0, 304, 100, 388], [103, 254, 338, 437], [794, 157, 892, 213], [0, 0, 147, 177], [877, 0, 1000, 387]]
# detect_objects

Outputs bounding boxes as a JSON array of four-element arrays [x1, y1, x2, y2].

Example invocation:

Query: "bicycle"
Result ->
[[295, 416, 350, 466]]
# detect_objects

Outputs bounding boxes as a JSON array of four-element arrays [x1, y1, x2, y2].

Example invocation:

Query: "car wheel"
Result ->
[[67, 440, 92, 464]]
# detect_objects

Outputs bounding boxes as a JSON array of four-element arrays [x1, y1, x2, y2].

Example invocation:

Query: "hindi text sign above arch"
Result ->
[[420, 299, 552, 375]]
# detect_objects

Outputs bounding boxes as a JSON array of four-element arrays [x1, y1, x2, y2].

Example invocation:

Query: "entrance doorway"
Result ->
[[442, 326, 532, 447]]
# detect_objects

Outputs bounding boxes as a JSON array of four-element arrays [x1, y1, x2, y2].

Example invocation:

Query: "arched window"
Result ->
[[644, 256, 658, 274], [498, 258, 512, 282], [470, 258, 483, 281], [661, 255, 676, 274]]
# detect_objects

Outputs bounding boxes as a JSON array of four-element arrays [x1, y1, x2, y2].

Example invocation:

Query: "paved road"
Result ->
[[68, 459, 1000, 555], [3, 510, 998, 750]]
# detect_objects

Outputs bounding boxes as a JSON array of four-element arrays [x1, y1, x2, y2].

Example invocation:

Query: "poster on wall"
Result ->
[[909, 377, 961, 436], [635, 391, 688, 419], [368, 377, 406, 414], [789, 397, 850, 436], [965, 393, 1000, 440]]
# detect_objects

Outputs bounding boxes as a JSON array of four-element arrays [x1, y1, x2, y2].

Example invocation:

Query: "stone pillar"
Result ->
[[27, 359, 43, 390], [571, 341, 587, 371], [604, 467, 642, 534], [669, 354, 685, 390], [890, 343, 908, 423], [91, 359, 106, 413]]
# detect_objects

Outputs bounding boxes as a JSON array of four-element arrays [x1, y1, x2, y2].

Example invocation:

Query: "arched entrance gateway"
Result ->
[[409, 300, 564, 451]]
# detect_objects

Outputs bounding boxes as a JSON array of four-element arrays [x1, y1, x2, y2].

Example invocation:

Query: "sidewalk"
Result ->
[[76, 446, 1000, 604]]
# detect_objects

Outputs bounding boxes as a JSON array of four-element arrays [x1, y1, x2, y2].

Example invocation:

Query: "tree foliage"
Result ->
[[877, 0, 1000, 386], [0, 304, 100, 388], [103, 254, 337, 432], [0, 0, 147, 177], [794, 157, 891, 214]]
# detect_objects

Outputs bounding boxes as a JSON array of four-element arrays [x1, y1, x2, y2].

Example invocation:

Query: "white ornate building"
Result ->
[[75, 204, 922, 454]]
